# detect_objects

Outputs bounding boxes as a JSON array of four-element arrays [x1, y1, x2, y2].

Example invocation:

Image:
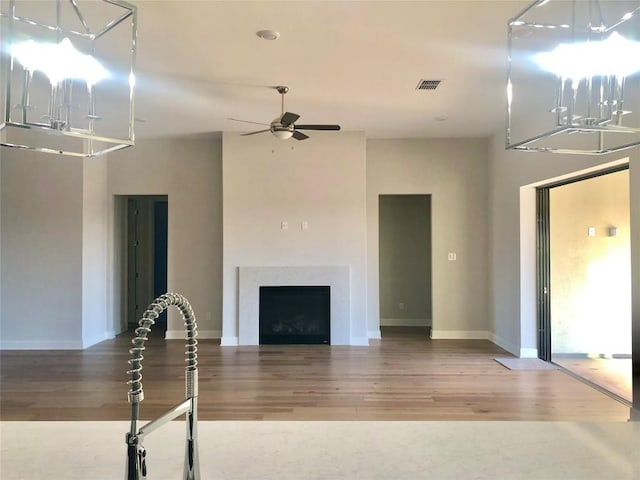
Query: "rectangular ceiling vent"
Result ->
[[416, 79, 442, 90]]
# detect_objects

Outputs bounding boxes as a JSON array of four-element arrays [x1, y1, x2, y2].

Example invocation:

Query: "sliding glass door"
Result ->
[[537, 167, 632, 404]]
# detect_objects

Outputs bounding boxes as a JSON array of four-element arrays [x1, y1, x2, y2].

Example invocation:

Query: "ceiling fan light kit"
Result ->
[[273, 129, 294, 140], [229, 85, 340, 141], [506, 0, 640, 155]]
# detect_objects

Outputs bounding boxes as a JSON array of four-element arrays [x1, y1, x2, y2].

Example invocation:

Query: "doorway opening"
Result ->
[[118, 195, 168, 333], [537, 167, 632, 404], [378, 194, 432, 339]]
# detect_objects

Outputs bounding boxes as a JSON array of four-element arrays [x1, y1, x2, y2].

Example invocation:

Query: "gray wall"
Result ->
[[1, 148, 85, 348], [0, 137, 220, 348], [379, 194, 431, 326], [630, 149, 640, 410], [2, 130, 637, 379], [108, 137, 223, 338], [488, 131, 639, 356], [82, 156, 110, 346], [367, 138, 490, 339], [221, 131, 368, 345]]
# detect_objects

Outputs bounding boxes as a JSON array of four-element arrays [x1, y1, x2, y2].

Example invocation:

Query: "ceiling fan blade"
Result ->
[[228, 118, 270, 126], [241, 129, 271, 136], [292, 130, 309, 141], [295, 124, 341, 131], [280, 112, 300, 127]]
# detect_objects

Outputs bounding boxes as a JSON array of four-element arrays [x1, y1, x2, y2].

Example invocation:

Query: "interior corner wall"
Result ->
[[630, 150, 640, 412], [0, 149, 2, 334], [221, 131, 367, 346], [82, 156, 110, 347], [629, 151, 640, 412], [107, 137, 223, 338], [366, 138, 490, 340], [111, 195, 127, 334], [0, 148, 84, 348], [488, 131, 638, 356]]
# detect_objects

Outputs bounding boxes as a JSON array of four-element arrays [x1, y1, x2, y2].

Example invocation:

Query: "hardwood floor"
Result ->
[[0, 327, 631, 421], [552, 356, 632, 403]]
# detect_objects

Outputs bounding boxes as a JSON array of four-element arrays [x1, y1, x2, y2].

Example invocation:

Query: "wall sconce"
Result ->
[[506, 0, 640, 154], [0, 0, 137, 157]]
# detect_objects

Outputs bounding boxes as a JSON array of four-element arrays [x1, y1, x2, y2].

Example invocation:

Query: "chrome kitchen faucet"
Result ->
[[125, 293, 199, 480]]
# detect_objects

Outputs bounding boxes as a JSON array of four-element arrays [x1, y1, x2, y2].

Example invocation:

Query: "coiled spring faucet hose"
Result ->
[[125, 293, 199, 480]]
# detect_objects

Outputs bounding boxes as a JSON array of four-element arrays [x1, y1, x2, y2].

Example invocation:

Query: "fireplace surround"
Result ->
[[237, 266, 350, 345]]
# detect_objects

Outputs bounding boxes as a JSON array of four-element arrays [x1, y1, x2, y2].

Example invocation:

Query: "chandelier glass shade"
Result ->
[[506, 0, 640, 155], [0, 0, 137, 157]]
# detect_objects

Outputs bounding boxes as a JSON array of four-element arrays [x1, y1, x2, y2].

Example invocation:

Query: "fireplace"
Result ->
[[259, 286, 330, 344], [234, 266, 350, 346]]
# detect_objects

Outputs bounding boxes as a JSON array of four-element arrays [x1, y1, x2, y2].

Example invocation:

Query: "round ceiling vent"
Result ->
[[256, 30, 280, 41]]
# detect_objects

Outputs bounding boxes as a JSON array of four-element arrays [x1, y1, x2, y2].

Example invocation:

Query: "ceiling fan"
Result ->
[[229, 86, 341, 140]]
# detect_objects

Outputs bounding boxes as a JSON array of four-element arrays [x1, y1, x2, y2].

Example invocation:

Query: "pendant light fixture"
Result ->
[[506, 0, 640, 154], [0, 0, 137, 157]]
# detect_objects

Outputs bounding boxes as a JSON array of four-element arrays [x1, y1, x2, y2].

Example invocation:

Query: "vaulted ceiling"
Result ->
[[130, 1, 531, 140]]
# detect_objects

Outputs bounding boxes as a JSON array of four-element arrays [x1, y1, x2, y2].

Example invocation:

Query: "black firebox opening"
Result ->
[[259, 286, 330, 345]]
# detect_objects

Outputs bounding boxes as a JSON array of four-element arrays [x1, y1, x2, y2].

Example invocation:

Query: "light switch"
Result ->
[[587, 226, 596, 237], [281, 221, 288, 230], [301, 221, 309, 230]]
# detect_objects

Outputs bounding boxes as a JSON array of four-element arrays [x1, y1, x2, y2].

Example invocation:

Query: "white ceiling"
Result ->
[[128, 0, 532, 140]]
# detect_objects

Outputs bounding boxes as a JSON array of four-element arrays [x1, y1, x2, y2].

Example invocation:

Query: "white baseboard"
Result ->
[[165, 330, 220, 340], [488, 332, 538, 358], [519, 347, 538, 358], [0, 339, 83, 350], [82, 330, 115, 349], [350, 336, 369, 346], [430, 330, 489, 340], [106, 329, 119, 339], [368, 329, 382, 340], [220, 336, 239, 346], [380, 318, 431, 327]]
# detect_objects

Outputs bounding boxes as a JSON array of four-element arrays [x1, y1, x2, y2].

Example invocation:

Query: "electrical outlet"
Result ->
[[448, 253, 457, 261], [398, 302, 405, 310]]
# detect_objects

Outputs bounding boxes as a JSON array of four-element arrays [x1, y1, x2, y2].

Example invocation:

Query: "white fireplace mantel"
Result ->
[[236, 266, 351, 345]]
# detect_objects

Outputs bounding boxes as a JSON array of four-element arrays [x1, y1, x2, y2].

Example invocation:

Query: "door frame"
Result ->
[[115, 194, 168, 331], [535, 164, 631, 400], [377, 193, 433, 333]]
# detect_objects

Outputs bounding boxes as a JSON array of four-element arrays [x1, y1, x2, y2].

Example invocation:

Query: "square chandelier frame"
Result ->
[[0, 0, 137, 157], [506, 0, 640, 155]]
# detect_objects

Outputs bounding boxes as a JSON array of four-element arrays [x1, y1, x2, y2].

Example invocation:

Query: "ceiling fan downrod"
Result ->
[[276, 86, 289, 117]]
